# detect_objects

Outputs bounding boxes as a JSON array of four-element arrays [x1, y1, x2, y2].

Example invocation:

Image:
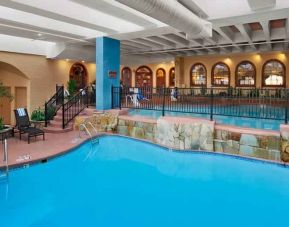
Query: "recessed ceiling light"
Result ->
[[37, 33, 42, 37], [82, 60, 85, 63], [66, 59, 69, 61]]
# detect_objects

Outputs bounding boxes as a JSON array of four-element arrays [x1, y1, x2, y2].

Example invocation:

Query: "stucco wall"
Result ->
[[121, 61, 175, 88], [0, 51, 96, 124], [123, 51, 289, 88]]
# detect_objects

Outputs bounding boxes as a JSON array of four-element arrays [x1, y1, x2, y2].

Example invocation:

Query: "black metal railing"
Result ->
[[62, 87, 89, 129], [45, 85, 64, 127], [112, 86, 289, 123]]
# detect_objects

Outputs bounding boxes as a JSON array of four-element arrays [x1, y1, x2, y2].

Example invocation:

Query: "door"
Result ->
[[0, 87, 11, 124], [15, 87, 27, 109]]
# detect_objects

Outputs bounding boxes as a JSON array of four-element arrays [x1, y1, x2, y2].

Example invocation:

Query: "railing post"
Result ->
[[44, 102, 48, 127], [62, 103, 65, 129], [119, 86, 122, 110], [86, 87, 89, 108], [111, 86, 114, 109], [285, 89, 288, 124], [162, 86, 166, 117], [210, 88, 213, 121]]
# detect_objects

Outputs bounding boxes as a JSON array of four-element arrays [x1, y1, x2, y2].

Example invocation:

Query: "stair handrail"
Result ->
[[62, 86, 89, 129], [45, 85, 64, 127]]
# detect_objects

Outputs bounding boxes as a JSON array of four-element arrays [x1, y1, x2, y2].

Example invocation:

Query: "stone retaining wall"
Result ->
[[117, 116, 157, 142], [74, 110, 289, 163], [214, 125, 280, 161]]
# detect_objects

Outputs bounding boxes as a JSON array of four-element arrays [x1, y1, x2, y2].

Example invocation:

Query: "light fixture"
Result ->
[[37, 33, 42, 37], [82, 60, 85, 63], [65, 59, 69, 61]]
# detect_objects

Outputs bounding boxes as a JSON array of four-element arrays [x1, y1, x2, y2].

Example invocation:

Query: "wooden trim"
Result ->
[[69, 62, 88, 89], [121, 67, 132, 87], [211, 62, 230, 87], [156, 68, 166, 88], [262, 59, 286, 88], [169, 67, 175, 87], [235, 60, 256, 87], [190, 62, 207, 87], [135, 65, 153, 87]]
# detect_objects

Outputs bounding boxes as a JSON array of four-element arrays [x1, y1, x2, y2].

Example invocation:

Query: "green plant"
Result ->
[[0, 82, 13, 128], [31, 108, 45, 121], [67, 79, 77, 96], [0, 117, 4, 130], [227, 86, 234, 97], [46, 106, 56, 120], [0, 82, 13, 101], [200, 84, 207, 96], [249, 88, 260, 97]]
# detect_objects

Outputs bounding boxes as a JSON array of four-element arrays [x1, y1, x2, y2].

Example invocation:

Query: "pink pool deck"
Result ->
[[0, 131, 91, 169]]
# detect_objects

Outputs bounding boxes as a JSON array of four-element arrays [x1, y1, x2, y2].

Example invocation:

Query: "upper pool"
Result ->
[[128, 109, 283, 130], [1, 135, 289, 227]]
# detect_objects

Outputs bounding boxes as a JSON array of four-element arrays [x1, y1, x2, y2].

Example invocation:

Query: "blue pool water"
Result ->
[[128, 109, 283, 130], [1, 136, 289, 227]]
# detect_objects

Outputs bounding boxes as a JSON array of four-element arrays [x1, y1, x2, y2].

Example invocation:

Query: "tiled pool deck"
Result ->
[[0, 131, 90, 169]]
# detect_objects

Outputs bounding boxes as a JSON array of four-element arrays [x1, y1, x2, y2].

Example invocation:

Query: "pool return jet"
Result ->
[[79, 122, 99, 146]]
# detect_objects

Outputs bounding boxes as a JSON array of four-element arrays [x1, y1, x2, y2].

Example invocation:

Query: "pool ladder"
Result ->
[[79, 122, 99, 145], [0, 139, 9, 181]]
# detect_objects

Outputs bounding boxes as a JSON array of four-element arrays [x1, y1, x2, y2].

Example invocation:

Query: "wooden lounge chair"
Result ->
[[14, 108, 45, 144]]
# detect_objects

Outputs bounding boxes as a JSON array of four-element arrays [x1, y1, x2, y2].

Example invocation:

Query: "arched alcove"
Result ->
[[0, 61, 29, 124]]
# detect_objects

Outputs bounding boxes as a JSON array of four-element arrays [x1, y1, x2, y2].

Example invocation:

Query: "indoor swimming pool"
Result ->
[[1, 135, 289, 227]]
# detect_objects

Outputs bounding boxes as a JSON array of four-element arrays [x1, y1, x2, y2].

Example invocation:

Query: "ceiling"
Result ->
[[0, 0, 289, 65]]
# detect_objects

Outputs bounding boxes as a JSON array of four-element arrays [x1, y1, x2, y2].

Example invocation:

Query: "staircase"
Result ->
[[43, 86, 90, 134], [43, 109, 73, 133]]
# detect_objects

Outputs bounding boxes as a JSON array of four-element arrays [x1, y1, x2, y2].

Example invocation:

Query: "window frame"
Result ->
[[262, 59, 286, 88], [235, 60, 256, 87], [121, 67, 132, 87], [211, 62, 231, 87], [190, 63, 207, 87]]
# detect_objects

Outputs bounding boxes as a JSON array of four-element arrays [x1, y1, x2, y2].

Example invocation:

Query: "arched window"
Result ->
[[69, 62, 88, 90], [262, 59, 285, 87], [169, 67, 175, 87], [156, 68, 166, 87], [190, 63, 207, 86], [121, 67, 132, 87], [135, 66, 153, 87], [211, 62, 230, 86], [235, 61, 256, 87]]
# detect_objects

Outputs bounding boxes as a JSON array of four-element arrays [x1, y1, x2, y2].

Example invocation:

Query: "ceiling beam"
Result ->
[[235, 24, 257, 50], [260, 21, 272, 50]]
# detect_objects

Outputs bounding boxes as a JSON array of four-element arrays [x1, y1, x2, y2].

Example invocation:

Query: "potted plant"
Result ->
[[0, 81, 13, 136], [67, 79, 77, 98], [30, 107, 46, 129]]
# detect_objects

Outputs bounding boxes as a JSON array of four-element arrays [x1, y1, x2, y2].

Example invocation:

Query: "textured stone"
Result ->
[[117, 126, 128, 136], [156, 118, 214, 151], [267, 136, 280, 150], [240, 134, 259, 147]]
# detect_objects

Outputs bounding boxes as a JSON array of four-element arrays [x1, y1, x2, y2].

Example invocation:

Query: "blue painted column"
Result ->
[[96, 37, 120, 110]]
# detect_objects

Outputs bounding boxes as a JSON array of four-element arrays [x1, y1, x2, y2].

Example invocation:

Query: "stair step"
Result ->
[[49, 120, 63, 127], [53, 115, 62, 122], [43, 126, 73, 134]]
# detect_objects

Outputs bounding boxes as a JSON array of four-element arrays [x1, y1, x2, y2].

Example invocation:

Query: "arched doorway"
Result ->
[[135, 66, 153, 87], [69, 63, 88, 90], [0, 62, 29, 125], [121, 67, 132, 87], [169, 67, 175, 87], [156, 68, 166, 87]]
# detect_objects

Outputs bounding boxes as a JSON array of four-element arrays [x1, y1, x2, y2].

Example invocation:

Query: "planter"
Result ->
[[0, 126, 14, 141], [30, 120, 46, 129]]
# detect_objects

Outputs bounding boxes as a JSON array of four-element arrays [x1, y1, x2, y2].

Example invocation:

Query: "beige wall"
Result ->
[[123, 51, 289, 88], [121, 61, 175, 87], [183, 51, 289, 88], [0, 51, 96, 124]]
